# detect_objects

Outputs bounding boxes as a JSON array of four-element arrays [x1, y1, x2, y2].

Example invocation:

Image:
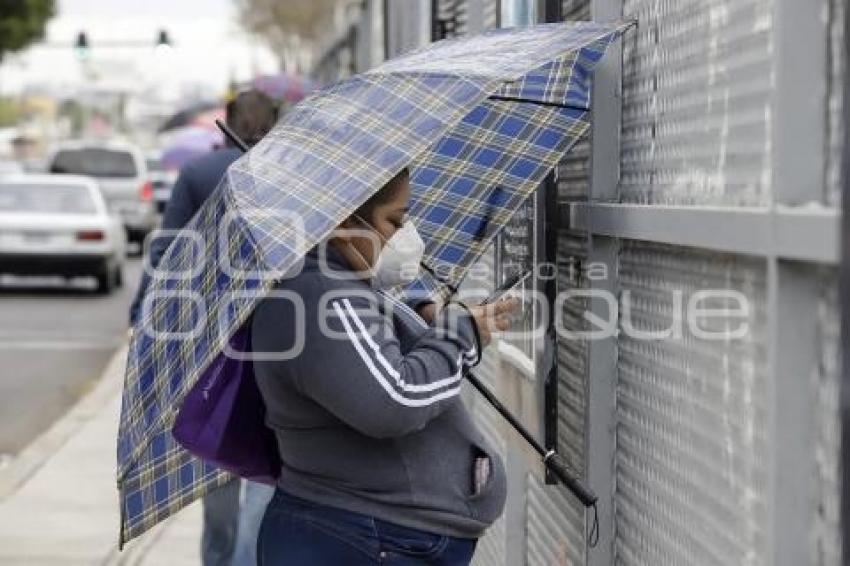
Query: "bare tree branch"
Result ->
[[235, 0, 343, 50]]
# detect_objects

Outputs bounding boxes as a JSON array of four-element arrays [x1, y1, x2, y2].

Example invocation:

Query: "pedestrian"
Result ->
[[251, 167, 518, 565], [129, 89, 279, 566]]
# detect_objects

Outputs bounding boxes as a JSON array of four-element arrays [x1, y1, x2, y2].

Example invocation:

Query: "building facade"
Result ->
[[312, 1, 845, 564]]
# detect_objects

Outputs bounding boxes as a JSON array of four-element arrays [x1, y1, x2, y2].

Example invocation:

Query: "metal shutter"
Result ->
[[562, 0, 591, 21], [527, 472, 586, 566], [614, 241, 770, 565], [815, 271, 842, 565], [826, 0, 845, 206], [620, 0, 774, 206], [555, 1, 591, 202], [556, 232, 588, 472], [483, 0, 500, 29], [557, 137, 591, 201], [434, 0, 469, 39], [553, 231, 590, 562]]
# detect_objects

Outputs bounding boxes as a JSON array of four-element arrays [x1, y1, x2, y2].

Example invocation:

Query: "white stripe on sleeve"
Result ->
[[332, 300, 461, 407], [340, 298, 463, 393]]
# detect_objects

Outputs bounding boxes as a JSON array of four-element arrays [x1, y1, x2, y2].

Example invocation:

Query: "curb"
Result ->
[[0, 342, 128, 500]]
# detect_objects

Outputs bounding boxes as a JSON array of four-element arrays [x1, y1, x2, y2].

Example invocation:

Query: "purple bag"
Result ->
[[172, 321, 281, 484]]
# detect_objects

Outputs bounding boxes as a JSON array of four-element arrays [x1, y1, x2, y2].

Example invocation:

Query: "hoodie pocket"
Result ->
[[465, 442, 507, 524], [468, 445, 496, 502]]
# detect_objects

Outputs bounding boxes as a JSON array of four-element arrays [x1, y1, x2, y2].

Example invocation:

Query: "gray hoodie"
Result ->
[[251, 245, 507, 538]]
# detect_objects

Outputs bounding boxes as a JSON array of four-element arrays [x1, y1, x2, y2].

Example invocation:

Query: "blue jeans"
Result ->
[[257, 489, 478, 565], [232, 481, 276, 566]]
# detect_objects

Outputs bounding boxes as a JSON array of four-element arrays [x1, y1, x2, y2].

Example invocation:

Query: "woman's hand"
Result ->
[[468, 298, 520, 346], [417, 302, 439, 324]]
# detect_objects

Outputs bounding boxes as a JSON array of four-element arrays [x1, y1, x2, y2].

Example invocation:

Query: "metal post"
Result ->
[[840, 0, 850, 556], [584, 1, 622, 563], [769, 1, 830, 564]]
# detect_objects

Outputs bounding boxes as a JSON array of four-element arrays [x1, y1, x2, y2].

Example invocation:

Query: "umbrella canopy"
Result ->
[[159, 127, 223, 170], [252, 72, 316, 103], [117, 21, 629, 544]]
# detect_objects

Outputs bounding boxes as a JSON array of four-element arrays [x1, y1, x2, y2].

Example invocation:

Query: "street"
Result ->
[[0, 257, 142, 456]]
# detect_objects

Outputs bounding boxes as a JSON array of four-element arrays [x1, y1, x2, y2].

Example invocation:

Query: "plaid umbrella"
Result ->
[[117, 21, 629, 545]]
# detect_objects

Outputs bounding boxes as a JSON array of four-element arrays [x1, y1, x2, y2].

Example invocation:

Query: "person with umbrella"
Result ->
[[251, 166, 518, 564], [117, 21, 629, 563]]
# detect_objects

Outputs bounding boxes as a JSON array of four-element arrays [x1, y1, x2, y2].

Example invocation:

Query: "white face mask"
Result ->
[[352, 216, 424, 289]]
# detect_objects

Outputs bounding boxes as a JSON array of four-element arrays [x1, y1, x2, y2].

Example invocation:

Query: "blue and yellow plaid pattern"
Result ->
[[117, 21, 627, 545]]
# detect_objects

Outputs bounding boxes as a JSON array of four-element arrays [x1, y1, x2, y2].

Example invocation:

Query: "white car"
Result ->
[[46, 140, 156, 245], [146, 154, 177, 214], [0, 175, 126, 293]]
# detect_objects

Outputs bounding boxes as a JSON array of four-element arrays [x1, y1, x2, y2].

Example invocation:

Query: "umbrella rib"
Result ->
[[486, 95, 590, 110]]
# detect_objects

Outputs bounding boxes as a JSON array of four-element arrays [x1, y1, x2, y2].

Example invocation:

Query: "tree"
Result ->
[[234, 0, 344, 70], [0, 0, 56, 62]]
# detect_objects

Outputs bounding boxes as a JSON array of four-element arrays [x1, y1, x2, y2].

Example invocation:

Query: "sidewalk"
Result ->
[[0, 345, 202, 565]]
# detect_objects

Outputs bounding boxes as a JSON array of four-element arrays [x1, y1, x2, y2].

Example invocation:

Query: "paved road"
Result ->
[[0, 257, 143, 456]]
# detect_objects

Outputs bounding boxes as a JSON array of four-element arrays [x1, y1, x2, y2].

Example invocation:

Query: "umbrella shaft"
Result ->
[[465, 370, 597, 507], [216, 119, 250, 152]]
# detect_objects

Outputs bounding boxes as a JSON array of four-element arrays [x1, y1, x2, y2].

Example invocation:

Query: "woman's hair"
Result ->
[[225, 90, 279, 146], [353, 168, 410, 222]]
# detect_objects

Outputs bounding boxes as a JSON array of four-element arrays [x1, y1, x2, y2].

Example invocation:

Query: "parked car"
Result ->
[[46, 140, 155, 244], [0, 175, 126, 293], [145, 153, 177, 213]]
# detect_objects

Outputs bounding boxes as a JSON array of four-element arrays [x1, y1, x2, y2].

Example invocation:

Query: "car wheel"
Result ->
[[114, 264, 124, 288], [95, 262, 115, 294]]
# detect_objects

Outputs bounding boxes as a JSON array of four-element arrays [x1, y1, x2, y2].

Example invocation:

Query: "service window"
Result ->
[[494, 194, 541, 377]]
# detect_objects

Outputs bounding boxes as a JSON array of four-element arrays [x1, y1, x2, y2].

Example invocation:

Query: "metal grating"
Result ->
[[557, 136, 592, 202], [527, 472, 586, 566], [826, 0, 845, 206], [483, 0, 499, 29], [434, 0, 469, 39], [554, 229, 589, 561], [556, 0, 590, 202], [814, 271, 842, 565], [615, 240, 770, 565], [455, 0, 469, 37], [555, 231, 588, 474], [620, 0, 774, 206], [562, 0, 591, 21]]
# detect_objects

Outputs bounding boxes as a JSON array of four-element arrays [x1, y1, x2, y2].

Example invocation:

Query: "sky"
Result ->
[[0, 0, 279, 99]]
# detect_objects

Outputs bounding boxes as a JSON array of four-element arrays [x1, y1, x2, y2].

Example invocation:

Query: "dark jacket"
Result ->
[[251, 245, 508, 539], [129, 146, 242, 325]]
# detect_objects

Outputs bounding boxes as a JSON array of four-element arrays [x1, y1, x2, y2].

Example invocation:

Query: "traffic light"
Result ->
[[68, 29, 172, 55], [156, 29, 171, 48], [74, 31, 89, 59]]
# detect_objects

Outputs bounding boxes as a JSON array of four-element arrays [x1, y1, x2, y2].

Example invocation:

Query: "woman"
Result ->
[[252, 168, 517, 565]]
